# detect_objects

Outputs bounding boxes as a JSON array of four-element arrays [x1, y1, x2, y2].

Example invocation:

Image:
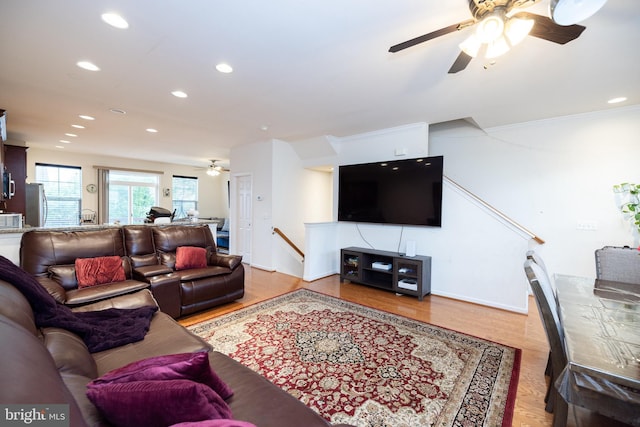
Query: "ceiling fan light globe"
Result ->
[[459, 34, 482, 58], [485, 35, 511, 59], [504, 17, 534, 46], [206, 167, 220, 176], [550, 0, 608, 25], [476, 14, 505, 43]]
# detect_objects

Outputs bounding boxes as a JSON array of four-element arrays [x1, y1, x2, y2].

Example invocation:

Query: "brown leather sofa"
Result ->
[[19, 224, 244, 318], [133, 225, 245, 317], [0, 277, 347, 427]]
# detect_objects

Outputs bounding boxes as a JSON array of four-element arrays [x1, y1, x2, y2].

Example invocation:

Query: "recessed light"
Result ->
[[216, 63, 233, 74], [55, 145, 65, 149], [79, 115, 95, 120], [260, 125, 269, 131], [71, 124, 85, 129], [59, 140, 71, 144], [77, 61, 100, 71], [608, 97, 627, 104], [171, 90, 188, 98], [146, 128, 158, 133], [109, 108, 126, 114], [65, 133, 77, 137], [101, 12, 129, 29]]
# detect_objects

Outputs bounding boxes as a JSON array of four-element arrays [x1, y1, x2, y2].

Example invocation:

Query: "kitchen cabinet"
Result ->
[[3, 145, 28, 215]]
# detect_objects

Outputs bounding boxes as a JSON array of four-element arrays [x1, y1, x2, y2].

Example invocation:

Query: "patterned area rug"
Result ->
[[189, 289, 520, 427]]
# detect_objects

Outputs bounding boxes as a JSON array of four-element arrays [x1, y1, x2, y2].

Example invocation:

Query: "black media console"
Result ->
[[340, 247, 431, 301]]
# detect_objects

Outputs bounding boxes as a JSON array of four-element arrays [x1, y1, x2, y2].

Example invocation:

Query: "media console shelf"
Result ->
[[340, 247, 431, 301]]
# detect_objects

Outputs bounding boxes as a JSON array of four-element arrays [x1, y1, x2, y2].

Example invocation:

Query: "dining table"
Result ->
[[554, 274, 640, 426]]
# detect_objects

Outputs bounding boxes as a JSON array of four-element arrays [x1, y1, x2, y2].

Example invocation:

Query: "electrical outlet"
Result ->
[[576, 220, 598, 231]]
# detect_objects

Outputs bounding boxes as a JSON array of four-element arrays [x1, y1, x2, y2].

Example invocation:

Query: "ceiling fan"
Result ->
[[197, 160, 229, 176], [389, 0, 587, 73]]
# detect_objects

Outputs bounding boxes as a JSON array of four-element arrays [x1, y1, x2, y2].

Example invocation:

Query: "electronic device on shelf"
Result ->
[[398, 279, 418, 291], [372, 262, 392, 271]]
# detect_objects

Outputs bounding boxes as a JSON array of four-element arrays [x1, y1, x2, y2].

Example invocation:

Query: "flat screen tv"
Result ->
[[338, 156, 443, 227]]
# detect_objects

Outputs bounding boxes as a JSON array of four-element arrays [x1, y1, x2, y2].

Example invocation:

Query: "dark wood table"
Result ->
[[554, 274, 640, 426]]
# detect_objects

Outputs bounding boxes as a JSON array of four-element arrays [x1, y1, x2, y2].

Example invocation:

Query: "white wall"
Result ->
[[231, 105, 640, 312], [429, 104, 640, 279], [230, 138, 335, 274], [26, 148, 230, 219]]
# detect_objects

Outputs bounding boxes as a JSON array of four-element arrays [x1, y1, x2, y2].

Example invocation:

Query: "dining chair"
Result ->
[[526, 250, 556, 411], [524, 259, 569, 427]]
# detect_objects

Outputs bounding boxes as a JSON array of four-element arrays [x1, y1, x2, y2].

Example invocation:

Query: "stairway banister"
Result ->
[[273, 227, 305, 259], [444, 175, 545, 245]]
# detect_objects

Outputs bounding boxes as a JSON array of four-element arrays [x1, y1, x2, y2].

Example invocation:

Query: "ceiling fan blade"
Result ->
[[389, 19, 475, 53], [448, 51, 473, 74], [514, 12, 586, 44]]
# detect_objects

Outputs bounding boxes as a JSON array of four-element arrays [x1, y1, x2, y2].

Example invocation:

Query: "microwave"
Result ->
[[0, 213, 22, 229]]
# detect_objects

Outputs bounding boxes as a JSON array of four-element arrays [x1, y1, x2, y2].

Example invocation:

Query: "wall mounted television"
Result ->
[[338, 156, 443, 227]]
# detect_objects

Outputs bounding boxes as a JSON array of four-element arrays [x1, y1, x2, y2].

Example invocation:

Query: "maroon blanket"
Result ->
[[0, 255, 157, 353]]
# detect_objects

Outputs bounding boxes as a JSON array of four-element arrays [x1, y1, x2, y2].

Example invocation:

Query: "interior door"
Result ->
[[235, 174, 252, 263]]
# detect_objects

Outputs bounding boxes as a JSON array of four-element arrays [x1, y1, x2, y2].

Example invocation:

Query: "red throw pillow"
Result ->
[[75, 256, 126, 288], [89, 351, 233, 400], [175, 246, 208, 270]]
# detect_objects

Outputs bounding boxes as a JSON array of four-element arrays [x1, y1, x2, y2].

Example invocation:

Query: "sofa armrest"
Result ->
[[36, 277, 68, 304], [70, 289, 158, 312], [65, 281, 149, 307], [131, 264, 174, 280], [210, 253, 243, 270], [148, 273, 181, 319]]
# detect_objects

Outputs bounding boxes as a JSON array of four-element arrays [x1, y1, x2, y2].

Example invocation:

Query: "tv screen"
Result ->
[[338, 156, 443, 227]]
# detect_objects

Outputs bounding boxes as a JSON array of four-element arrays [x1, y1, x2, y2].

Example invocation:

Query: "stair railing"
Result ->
[[445, 175, 545, 245], [273, 227, 305, 260]]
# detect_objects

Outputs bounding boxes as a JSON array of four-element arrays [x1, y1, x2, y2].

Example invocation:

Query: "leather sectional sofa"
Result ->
[[19, 224, 244, 319], [0, 273, 350, 427]]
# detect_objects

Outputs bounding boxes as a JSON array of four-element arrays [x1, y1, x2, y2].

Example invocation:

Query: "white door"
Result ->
[[235, 174, 252, 264]]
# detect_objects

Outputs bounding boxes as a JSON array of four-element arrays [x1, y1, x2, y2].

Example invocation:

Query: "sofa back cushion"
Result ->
[[122, 226, 159, 268], [20, 228, 127, 277], [0, 279, 38, 336], [152, 225, 216, 253]]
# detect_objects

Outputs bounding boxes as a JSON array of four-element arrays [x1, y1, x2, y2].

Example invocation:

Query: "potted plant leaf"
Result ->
[[613, 183, 640, 235]]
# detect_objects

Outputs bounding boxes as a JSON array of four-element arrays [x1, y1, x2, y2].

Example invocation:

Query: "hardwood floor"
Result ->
[[179, 267, 624, 427]]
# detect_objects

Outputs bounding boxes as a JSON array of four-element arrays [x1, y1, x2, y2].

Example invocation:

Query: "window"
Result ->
[[108, 170, 159, 224], [172, 175, 198, 218], [35, 163, 82, 227]]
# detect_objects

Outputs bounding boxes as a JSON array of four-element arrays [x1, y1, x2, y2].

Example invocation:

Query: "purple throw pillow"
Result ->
[[89, 351, 233, 399], [170, 421, 257, 427], [87, 379, 231, 427]]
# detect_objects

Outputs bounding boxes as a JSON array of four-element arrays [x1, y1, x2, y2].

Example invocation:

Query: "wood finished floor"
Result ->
[[179, 267, 624, 427]]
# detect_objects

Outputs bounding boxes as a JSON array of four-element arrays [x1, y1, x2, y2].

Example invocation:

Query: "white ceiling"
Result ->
[[0, 0, 638, 169]]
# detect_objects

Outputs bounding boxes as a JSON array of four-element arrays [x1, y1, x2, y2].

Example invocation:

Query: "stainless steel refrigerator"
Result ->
[[25, 183, 48, 227]]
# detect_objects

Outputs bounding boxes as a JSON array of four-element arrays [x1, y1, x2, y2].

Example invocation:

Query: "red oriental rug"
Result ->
[[189, 289, 520, 427]]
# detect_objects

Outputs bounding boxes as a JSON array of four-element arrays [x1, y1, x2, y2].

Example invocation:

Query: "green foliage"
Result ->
[[613, 183, 640, 233]]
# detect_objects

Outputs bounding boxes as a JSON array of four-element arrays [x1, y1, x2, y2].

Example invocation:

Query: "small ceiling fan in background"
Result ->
[[196, 160, 229, 177], [389, 0, 607, 73]]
